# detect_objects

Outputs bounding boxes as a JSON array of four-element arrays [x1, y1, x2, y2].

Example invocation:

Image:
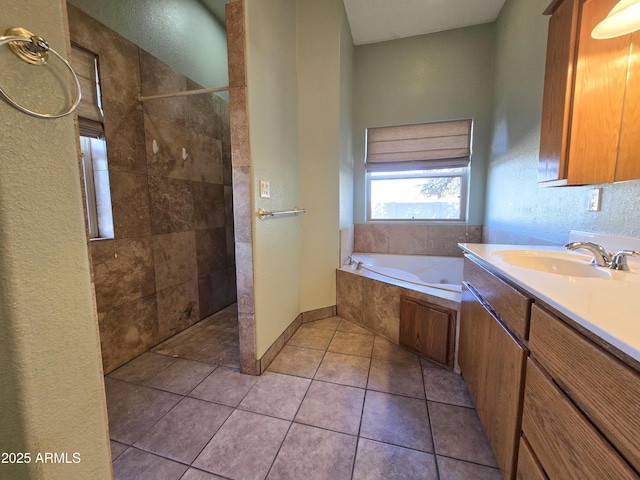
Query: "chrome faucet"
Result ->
[[565, 242, 612, 267], [565, 242, 640, 271]]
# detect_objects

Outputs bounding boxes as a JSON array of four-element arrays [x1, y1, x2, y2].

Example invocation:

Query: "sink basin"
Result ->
[[493, 250, 612, 279]]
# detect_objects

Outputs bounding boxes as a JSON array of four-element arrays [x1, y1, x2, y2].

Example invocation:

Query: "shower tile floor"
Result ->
[[106, 312, 503, 480]]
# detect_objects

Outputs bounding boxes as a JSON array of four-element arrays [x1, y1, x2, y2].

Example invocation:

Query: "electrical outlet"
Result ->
[[259, 180, 270, 199], [588, 187, 602, 212]]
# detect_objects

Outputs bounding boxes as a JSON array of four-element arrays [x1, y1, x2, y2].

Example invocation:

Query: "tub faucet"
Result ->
[[565, 241, 612, 267]]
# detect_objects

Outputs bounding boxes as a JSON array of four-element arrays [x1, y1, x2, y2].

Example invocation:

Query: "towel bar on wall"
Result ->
[[257, 207, 307, 220], [0, 28, 81, 119]]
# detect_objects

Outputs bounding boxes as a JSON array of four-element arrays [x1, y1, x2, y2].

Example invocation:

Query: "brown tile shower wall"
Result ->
[[353, 224, 482, 257], [68, 5, 236, 373]]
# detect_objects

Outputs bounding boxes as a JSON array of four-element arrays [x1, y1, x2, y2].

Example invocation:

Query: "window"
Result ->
[[70, 44, 114, 239], [365, 119, 472, 222]]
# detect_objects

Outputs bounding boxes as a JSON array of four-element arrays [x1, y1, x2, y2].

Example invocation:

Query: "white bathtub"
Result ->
[[349, 253, 463, 293]]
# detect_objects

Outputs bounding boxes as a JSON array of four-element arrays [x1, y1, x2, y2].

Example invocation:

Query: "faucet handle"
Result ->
[[610, 250, 640, 271]]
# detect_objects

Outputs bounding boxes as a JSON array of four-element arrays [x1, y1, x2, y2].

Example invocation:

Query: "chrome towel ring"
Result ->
[[0, 27, 81, 119]]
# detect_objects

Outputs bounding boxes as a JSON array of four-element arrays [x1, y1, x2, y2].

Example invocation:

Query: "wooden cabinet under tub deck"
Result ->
[[460, 255, 640, 480]]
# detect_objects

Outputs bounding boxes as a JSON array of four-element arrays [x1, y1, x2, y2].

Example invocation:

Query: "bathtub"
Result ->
[[336, 252, 463, 372], [348, 253, 463, 293]]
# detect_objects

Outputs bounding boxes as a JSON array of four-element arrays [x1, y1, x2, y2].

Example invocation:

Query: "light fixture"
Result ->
[[592, 0, 640, 39]]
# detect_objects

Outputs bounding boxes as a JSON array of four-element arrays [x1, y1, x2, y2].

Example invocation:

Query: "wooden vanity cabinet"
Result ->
[[460, 259, 529, 480], [523, 305, 640, 478], [460, 256, 640, 479], [539, 0, 636, 185]]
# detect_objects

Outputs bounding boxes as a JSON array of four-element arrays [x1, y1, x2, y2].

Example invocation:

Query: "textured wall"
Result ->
[[0, 0, 111, 478], [69, 6, 236, 373], [339, 4, 355, 230], [246, 0, 302, 358], [485, 0, 640, 244], [67, 0, 228, 95], [297, 0, 353, 313], [352, 24, 496, 225]]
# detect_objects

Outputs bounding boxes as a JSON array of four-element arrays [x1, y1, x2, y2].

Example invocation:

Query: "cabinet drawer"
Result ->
[[516, 437, 547, 480], [529, 305, 640, 472], [522, 358, 637, 479], [463, 257, 532, 339]]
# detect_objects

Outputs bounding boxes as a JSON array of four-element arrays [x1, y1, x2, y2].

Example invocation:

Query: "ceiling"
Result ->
[[202, 0, 507, 46], [343, 0, 507, 45]]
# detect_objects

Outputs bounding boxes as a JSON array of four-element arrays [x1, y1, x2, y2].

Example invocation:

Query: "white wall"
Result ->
[[0, 1, 112, 478], [485, 0, 640, 243]]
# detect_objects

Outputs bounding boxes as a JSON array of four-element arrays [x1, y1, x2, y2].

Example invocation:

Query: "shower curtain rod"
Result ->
[[137, 85, 229, 102]]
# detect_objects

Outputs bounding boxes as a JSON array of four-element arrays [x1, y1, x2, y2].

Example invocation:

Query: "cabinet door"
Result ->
[[567, 0, 630, 184], [460, 284, 528, 480], [539, 0, 579, 183], [617, 31, 640, 181], [399, 296, 455, 368]]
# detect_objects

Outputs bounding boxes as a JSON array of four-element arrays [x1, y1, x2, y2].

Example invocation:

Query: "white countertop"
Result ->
[[459, 243, 640, 363]]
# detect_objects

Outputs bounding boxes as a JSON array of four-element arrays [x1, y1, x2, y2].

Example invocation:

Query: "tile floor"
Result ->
[[152, 304, 240, 368], [106, 314, 503, 480]]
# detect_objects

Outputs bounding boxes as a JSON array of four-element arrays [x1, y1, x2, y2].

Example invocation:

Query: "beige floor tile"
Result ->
[[372, 337, 420, 365], [303, 316, 341, 331], [429, 402, 498, 468], [189, 366, 258, 407], [181, 469, 227, 480], [238, 372, 311, 420], [134, 397, 232, 463], [423, 368, 474, 408], [294, 380, 365, 435], [267, 345, 325, 378], [360, 390, 432, 452], [437, 456, 504, 480], [267, 423, 357, 480], [105, 378, 181, 445], [315, 352, 371, 388], [328, 331, 374, 357], [367, 358, 425, 399], [193, 410, 290, 480], [352, 438, 437, 480], [110, 441, 127, 461], [287, 326, 335, 350], [338, 319, 374, 336], [108, 352, 176, 384], [144, 359, 216, 395], [112, 447, 187, 480]]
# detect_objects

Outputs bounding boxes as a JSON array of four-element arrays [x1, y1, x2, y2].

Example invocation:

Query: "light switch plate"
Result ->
[[259, 180, 270, 199], [588, 187, 602, 212]]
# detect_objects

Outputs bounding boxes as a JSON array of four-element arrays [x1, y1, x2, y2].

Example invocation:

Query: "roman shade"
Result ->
[[365, 119, 472, 171], [69, 44, 104, 137]]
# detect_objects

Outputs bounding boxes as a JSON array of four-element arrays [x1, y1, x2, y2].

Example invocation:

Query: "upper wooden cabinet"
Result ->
[[539, 0, 640, 185]]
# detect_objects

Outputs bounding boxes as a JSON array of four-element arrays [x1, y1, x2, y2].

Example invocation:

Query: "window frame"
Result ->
[[365, 165, 470, 223]]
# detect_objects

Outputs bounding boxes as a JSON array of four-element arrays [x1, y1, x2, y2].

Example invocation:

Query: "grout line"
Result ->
[[435, 452, 502, 472], [423, 360, 441, 480]]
